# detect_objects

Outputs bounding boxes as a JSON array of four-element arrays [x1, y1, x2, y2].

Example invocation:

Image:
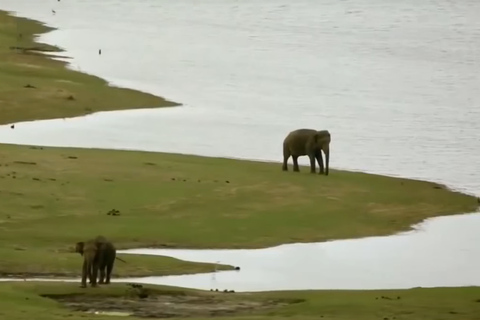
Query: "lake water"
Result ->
[[0, 0, 479, 292]]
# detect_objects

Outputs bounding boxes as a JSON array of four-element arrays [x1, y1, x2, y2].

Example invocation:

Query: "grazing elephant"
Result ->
[[75, 235, 122, 287], [282, 129, 331, 175]]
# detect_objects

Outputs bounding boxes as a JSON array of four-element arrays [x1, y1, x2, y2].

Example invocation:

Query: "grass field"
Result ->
[[0, 282, 479, 320], [0, 143, 477, 277], [0, 10, 179, 126]]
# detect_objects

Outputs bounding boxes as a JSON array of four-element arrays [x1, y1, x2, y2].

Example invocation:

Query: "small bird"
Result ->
[[99, 49, 102, 55], [10, 124, 14, 129], [51, 9, 56, 14]]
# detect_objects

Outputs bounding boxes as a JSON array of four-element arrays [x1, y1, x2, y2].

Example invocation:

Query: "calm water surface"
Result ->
[[0, 0, 479, 291]]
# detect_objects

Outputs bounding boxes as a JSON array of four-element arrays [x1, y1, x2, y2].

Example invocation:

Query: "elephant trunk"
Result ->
[[325, 148, 330, 176]]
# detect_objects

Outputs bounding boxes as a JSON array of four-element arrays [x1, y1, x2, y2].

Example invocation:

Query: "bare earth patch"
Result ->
[[49, 291, 296, 318]]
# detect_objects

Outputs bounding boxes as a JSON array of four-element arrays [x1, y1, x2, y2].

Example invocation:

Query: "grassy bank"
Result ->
[[0, 143, 477, 277], [0, 10, 179, 126], [1, 282, 479, 320]]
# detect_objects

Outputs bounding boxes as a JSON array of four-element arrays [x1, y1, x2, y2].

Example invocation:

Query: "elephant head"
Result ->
[[75, 242, 85, 255], [80, 240, 99, 288], [314, 130, 331, 175]]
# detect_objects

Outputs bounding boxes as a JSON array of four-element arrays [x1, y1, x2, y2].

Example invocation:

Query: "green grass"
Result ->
[[0, 143, 477, 277], [0, 10, 179, 126], [0, 282, 479, 320]]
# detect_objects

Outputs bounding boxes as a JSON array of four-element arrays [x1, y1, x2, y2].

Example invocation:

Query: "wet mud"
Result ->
[[48, 289, 299, 318]]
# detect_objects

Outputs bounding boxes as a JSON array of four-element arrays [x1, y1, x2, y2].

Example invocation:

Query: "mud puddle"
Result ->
[[49, 291, 296, 318]]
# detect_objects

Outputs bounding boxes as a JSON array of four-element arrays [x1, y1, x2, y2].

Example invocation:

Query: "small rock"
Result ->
[[66, 95, 75, 101], [107, 209, 121, 216], [24, 84, 36, 89], [225, 180, 230, 183], [234, 266, 240, 271]]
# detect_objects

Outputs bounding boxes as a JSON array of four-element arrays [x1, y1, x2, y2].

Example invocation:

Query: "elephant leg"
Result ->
[[80, 261, 88, 288], [282, 155, 289, 171], [105, 260, 114, 284], [292, 156, 300, 172], [97, 249, 106, 284], [99, 265, 106, 284], [90, 265, 98, 287], [309, 154, 316, 174], [315, 151, 324, 174]]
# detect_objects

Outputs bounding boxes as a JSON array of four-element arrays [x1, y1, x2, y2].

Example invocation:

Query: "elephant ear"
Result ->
[[315, 130, 331, 145], [75, 242, 85, 255]]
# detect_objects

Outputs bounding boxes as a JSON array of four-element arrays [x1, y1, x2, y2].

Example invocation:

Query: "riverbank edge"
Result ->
[[0, 9, 181, 125], [0, 266, 233, 280], [1, 141, 478, 252]]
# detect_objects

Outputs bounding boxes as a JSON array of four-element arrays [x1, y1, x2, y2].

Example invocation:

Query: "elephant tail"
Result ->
[[115, 256, 127, 263]]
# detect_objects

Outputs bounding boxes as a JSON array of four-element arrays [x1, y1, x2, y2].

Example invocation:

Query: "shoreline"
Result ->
[[0, 9, 181, 126]]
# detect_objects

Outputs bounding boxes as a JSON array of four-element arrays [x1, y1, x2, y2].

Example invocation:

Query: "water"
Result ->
[[119, 212, 480, 291], [0, 0, 479, 291]]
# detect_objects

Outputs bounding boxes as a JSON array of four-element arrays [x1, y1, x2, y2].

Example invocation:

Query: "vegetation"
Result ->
[[0, 143, 476, 277], [0, 282, 479, 320], [0, 10, 179, 126]]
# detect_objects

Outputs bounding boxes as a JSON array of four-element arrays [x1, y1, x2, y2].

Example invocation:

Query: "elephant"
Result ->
[[282, 129, 331, 175], [75, 235, 123, 287]]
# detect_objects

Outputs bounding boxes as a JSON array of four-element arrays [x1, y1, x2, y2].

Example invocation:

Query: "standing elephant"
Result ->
[[75, 235, 121, 287], [282, 129, 331, 175]]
